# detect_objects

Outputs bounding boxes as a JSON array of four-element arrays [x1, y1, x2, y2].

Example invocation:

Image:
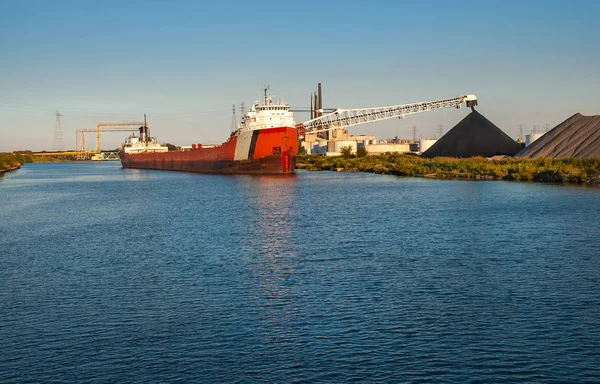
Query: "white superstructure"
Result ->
[[120, 134, 168, 154], [237, 88, 296, 132]]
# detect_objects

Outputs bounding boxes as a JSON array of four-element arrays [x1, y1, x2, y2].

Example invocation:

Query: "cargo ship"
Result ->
[[119, 89, 298, 174]]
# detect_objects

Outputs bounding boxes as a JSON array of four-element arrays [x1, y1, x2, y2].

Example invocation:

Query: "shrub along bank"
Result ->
[[296, 153, 600, 184], [0, 153, 31, 173], [1, 152, 76, 174]]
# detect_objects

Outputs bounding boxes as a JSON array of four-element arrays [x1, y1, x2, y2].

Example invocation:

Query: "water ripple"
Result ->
[[1, 164, 599, 382]]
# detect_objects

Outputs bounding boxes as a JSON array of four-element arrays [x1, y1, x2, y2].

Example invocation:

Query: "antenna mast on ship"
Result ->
[[231, 104, 237, 132]]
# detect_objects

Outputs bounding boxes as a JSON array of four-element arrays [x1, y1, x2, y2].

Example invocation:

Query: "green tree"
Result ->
[[340, 146, 353, 158], [356, 146, 368, 158]]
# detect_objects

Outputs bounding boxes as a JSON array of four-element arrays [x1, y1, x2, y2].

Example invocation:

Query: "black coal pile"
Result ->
[[516, 113, 600, 159], [422, 110, 521, 158]]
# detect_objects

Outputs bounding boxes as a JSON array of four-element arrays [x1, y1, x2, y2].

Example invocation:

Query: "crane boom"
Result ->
[[297, 94, 477, 133], [95, 122, 146, 153]]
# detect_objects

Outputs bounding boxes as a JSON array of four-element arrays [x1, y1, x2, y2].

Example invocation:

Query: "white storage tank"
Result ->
[[525, 131, 547, 147], [419, 139, 437, 153]]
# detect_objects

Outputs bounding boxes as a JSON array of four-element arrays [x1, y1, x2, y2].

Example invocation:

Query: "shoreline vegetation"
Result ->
[[3, 152, 600, 184], [1, 153, 29, 175], [296, 153, 600, 184], [0, 152, 75, 175]]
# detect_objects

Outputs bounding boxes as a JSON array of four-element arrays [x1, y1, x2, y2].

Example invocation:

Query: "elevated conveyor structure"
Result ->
[[297, 95, 478, 133]]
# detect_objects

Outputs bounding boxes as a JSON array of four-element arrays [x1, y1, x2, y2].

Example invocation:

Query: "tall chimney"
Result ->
[[317, 83, 322, 118]]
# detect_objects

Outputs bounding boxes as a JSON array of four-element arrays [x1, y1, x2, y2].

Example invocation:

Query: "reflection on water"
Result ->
[[251, 175, 298, 259], [122, 167, 159, 181], [243, 175, 301, 337]]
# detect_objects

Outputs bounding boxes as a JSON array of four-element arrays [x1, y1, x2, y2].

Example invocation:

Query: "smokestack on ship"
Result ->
[[139, 114, 149, 142]]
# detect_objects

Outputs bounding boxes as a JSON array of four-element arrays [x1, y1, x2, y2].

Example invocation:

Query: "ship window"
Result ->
[[273, 147, 281, 154]]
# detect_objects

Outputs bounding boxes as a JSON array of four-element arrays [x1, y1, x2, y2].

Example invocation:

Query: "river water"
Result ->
[[1, 162, 599, 383]]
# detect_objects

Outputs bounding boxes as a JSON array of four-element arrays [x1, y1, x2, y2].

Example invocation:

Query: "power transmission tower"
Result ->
[[231, 104, 237, 132], [53, 111, 64, 151], [240, 102, 245, 117], [544, 123, 550, 132], [517, 124, 524, 141], [437, 124, 444, 138]]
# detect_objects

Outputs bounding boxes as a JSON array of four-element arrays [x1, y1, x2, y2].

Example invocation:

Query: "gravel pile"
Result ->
[[422, 110, 521, 158], [516, 113, 600, 159]]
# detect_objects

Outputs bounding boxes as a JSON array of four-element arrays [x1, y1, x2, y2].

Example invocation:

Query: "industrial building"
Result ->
[[298, 83, 478, 156], [301, 129, 437, 156]]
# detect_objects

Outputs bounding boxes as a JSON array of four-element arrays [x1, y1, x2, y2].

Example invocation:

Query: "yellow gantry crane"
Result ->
[[93, 122, 147, 153], [75, 122, 147, 160]]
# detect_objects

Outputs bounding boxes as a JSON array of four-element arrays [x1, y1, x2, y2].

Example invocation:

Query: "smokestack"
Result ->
[[144, 113, 148, 142], [317, 83, 322, 117]]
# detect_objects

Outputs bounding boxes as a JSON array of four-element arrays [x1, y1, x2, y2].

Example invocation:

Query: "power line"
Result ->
[[0, 100, 231, 117]]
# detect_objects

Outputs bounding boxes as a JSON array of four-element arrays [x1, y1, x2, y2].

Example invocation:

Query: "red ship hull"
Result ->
[[119, 126, 298, 174]]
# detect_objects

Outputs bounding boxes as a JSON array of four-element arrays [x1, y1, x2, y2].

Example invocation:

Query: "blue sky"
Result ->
[[1, 0, 599, 151]]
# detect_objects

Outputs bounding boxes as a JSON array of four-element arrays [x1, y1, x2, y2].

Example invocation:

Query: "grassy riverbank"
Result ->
[[297, 153, 600, 184], [1, 152, 75, 174], [0, 153, 30, 173]]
